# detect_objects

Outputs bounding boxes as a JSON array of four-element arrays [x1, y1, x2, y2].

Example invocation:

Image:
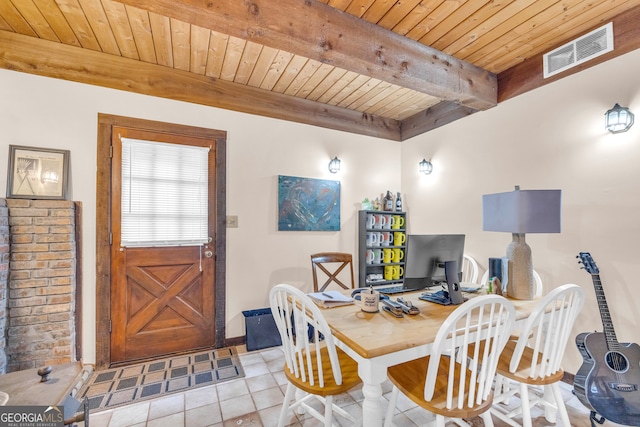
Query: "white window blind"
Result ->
[[121, 138, 209, 247]]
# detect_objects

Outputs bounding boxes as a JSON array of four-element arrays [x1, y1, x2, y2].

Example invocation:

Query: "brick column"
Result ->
[[0, 199, 8, 374], [6, 199, 76, 372]]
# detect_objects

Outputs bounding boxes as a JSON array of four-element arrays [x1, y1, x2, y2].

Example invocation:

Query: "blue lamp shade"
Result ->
[[482, 189, 562, 233], [605, 103, 634, 133]]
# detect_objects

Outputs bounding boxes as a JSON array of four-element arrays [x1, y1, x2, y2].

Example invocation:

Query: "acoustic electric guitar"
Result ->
[[574, 252, 640, 425]]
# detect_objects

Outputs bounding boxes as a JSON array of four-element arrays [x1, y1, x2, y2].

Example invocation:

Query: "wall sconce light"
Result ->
[[418, 158, 433, 175], [605, 103, 634, 133], [328, 156, 341, 173]]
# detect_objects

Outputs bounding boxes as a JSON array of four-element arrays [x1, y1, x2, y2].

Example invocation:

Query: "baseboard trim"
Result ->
[[225, 335, 245, 348]]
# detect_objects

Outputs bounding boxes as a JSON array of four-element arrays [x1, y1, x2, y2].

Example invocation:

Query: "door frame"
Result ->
[[95, 114, 227, 369]]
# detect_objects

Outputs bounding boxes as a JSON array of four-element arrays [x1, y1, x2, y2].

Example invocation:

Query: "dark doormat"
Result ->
[[77, 347, 244, 413]]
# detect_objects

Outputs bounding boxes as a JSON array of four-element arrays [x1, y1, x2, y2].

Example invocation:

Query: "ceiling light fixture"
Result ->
[[605, 103, 634, 133]]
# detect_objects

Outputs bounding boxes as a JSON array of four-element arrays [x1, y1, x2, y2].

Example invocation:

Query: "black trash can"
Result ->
[[242, 308, 282, 351]]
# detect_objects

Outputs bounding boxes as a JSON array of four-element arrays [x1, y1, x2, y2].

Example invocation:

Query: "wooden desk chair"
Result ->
[[491, 284, 585, 427], [462, 254, 479, 283], [269, 284, 362, 427], [384, 295, 516, 427], [310, 252, 355, 292]]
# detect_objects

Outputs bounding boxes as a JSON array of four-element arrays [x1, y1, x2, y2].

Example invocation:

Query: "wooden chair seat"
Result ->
[[387, 354, 493, 419], [496, 340, 564, 386], [283, 345, 361, 397]]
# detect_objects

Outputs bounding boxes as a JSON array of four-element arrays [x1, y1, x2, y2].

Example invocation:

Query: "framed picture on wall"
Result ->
[[6, 145, 70, 200], [278, 175, 340, 231]]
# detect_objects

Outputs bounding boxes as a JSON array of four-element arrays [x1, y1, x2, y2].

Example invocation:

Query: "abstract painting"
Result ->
[[278, 175, 340, 231]]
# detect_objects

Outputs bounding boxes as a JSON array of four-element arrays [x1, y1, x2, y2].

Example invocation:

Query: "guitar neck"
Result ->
[[592, 274, 620, 351]]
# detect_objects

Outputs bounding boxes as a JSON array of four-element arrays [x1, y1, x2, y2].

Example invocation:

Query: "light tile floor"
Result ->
[[79, 346, 594, 427]]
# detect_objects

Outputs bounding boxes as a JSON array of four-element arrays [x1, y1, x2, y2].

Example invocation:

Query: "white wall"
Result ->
[[2, 48, 639, 373], [401, 48, 640, 371], [0, 69, 400, 365]]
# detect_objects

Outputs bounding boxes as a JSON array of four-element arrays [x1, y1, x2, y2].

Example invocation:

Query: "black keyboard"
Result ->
[[377, 285, 418, 295]]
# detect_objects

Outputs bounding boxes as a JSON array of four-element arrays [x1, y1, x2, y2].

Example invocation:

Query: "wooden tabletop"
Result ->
[[320, 290, 541, 359]]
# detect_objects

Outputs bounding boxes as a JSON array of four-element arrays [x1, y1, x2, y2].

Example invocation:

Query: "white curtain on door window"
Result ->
[[121, 138, 209, 247]]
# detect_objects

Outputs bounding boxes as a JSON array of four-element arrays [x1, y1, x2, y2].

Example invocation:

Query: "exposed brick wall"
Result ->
[[0, 199, 8, 374], [6, 199, 76, 372]]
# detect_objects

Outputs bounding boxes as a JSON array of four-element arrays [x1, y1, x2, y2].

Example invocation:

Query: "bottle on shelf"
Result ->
[[395, 192, 402, 212], [384, 191, 393, 211]]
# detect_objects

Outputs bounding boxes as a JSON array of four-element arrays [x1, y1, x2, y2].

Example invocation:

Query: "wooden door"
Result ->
[[109, 127, 217, 364]]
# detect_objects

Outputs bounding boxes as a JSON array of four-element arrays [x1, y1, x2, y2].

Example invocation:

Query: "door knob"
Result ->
[[204, 250, 213, 258]]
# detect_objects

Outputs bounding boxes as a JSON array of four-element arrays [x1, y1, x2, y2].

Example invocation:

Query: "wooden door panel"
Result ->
[[109, 126, 218, 365], [112, 246, 214, 363], [96, 115, 226, 369]]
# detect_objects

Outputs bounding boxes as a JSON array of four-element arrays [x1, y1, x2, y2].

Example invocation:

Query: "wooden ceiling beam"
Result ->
[[117, 0, 497, 111], [0, 31, 402, 140], [400, 102, 476, 141]]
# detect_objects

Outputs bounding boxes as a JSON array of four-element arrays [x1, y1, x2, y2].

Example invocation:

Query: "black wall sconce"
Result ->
[[419, 158, 433, 175], [605, 103, 634, 133], [328, 156, 341, 173]]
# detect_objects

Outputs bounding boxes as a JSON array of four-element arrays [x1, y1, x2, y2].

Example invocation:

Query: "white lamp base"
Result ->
[[505, 233, 535, 300]]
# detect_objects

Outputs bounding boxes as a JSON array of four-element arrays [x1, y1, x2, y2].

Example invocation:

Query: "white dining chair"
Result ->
[[486, 268, 545, 401], [491, 283, 585, 427], [384, 294, 516, 427], [461, 254, 479, 284], [269, 283, 362, 427]]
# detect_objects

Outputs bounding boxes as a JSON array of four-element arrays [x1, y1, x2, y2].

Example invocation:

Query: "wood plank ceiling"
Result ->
[[1, 0, 639, 141]]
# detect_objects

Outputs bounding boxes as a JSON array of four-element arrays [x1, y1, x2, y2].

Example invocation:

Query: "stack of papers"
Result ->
[[307, 290, 353, 308]]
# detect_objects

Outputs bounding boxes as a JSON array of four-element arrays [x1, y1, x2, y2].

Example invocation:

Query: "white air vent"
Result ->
[[543, 22, 613, 78]]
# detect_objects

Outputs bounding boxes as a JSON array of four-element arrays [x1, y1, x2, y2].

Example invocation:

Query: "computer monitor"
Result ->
[[403, 234, 465, 290]]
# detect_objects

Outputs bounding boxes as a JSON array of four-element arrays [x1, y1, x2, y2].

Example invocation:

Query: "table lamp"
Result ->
[[482, 186, 561, 299]]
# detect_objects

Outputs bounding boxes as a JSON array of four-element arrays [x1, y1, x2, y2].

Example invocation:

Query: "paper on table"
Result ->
[[307, 290, 354, 308]]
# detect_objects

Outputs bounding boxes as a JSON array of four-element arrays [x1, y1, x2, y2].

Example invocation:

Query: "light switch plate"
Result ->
[[227, 215, 238, 228]]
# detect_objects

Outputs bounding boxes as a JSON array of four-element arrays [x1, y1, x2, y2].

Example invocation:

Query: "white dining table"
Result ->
[[319, 289, 541, 427]]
